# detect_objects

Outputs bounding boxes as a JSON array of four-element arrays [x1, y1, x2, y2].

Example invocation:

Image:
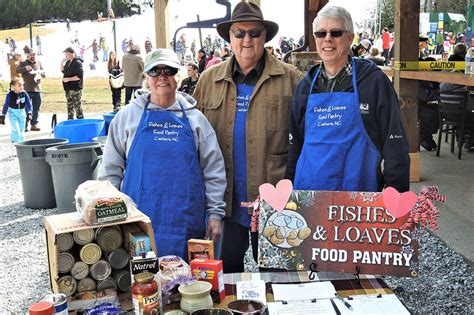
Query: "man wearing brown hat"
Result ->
[[193, 1, 303, 273]]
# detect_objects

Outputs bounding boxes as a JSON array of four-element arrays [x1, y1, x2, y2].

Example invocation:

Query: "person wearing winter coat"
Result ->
[[286, 6, 410, 193], [0, 79, 32, 142], [98, 49, 226, 260]]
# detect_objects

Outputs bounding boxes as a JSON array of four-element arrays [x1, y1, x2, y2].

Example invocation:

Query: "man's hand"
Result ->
[[27, 114, 32, 121], [206, 219, 222, 242], [63, 77, 69, 83]]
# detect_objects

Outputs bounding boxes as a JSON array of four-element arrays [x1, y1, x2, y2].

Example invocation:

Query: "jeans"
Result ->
[[8, 108, 26, 142], [111, 87, 121, 110], [27, 91, 41, 125]]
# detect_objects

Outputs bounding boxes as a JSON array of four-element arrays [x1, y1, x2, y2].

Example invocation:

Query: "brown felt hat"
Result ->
[[216, 2, 279, 43]]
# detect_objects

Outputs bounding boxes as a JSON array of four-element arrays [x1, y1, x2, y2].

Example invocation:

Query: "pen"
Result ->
[[335, 293, 353, 311]]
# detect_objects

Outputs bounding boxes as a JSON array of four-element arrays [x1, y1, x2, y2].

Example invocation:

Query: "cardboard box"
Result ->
[[44, 209, 157, 309], [122, 223, 151, 257], [188, 239, 214, 261], [190, 259, 225, 303]]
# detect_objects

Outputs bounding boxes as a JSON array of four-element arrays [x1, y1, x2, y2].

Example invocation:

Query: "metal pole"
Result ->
[[197, 15, 203, 48], [29, 23, 33, 49], [113, 20, 117, 53]]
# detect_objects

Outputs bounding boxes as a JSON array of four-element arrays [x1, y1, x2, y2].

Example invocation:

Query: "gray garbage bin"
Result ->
[[46, 142, 103, 213], [14, 138, 69, 209]]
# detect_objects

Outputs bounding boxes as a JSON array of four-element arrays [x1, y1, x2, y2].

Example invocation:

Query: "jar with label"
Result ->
[[132, 272, 161, 315]]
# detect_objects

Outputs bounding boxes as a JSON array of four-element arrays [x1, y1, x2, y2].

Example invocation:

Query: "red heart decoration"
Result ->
[[382, 187, 417, 218], [259, 179, 293, 213]]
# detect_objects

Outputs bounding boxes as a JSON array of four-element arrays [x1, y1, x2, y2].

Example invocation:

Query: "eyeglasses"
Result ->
[[147, 66, 179, 77], [231, 28, 265, 39], [314, 30, 347, 38]]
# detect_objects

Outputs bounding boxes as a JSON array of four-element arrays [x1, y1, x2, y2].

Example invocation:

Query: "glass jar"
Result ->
[[131, 272, 161, 315]]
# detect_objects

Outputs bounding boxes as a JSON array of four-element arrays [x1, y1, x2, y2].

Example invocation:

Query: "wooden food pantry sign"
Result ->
[[257, 187, 420, 277]]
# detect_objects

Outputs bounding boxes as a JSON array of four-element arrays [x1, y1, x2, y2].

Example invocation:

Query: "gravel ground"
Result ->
[[0, 143, 472, 313]]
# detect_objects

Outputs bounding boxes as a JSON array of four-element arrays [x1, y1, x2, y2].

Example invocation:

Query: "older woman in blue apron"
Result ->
[[286, 6, 410, 193], [99, 49, 226, 259]]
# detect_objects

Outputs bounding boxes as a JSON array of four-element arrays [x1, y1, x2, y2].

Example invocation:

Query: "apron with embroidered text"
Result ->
[[294, 59, 381, 191], [121, 101, 206, 259]]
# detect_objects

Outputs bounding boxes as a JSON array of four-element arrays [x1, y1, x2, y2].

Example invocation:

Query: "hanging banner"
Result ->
[[257, 190, 420, 277]]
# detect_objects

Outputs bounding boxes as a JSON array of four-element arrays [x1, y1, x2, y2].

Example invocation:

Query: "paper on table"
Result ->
[[236, 280, 267, 304], [272, 282, 336, 301], [333, 294, 410, 315], [268, 299, 337, 315]]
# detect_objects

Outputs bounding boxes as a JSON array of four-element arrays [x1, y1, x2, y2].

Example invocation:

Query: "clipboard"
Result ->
[[332, 293, 410, 315], [267, 298, 337, 315]]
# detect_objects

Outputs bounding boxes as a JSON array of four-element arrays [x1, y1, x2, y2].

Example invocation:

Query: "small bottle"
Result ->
[[132, 272, 161, 315], [465, 47, 474, 76]]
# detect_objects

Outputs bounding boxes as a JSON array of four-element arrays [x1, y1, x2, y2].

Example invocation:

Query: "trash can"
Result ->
[[46, 142, 103, 213], [102, 112, 117, 135], [92, 136, 108, 148], [54, 119, 105, 144], [14, 138, 69, 209]]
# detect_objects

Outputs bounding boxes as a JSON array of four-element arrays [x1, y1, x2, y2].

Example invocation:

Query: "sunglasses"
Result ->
[[314, 30, 347, 38], [231, 28, 265, 39], [147, 66, 179, 77]]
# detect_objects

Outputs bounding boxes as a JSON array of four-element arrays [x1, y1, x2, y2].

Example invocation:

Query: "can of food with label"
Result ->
[[77, 277, 96, 293], [107, 247, 129, 269], [57, 252, 75, 273], [97, 277, 118, 291], [28, 301, 54, 315], [73, 228, 94, 245], [90, 259, 112, 281], [113, 268, 132, 292], [56, 233, 74, 252], [57, 275, 77, 297], [71, 261, 89, 280], [95, 226, 123, 252], [80, 243, 102, 265], [44, 293, 68, 315]]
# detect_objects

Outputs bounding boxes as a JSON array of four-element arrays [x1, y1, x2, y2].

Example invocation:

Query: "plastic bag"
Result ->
[[75, 180, 136, 225]]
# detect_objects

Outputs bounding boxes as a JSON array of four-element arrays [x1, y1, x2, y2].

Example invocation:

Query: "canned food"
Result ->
[[77, 277, 96, 293], [96, 226, 123, 252], [107, 247, 130, 269], [73, 228, 94, 245], [57, 252, 75, 273], [113, 268, 132, 292], [44, 293, 68, 315], [90, 260, 112, 281], [57, 275, 77, 297], [80, 243, 102, 265], [97, 277, 118, 291], [71, 261, 89, 280], [56, 233, 74, 252]]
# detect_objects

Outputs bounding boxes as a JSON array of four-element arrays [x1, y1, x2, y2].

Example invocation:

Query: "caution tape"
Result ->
[[392, 61, 465, 71]]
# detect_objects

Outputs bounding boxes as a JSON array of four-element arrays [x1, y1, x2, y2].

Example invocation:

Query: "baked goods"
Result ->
[[75, 180, 136, 225]]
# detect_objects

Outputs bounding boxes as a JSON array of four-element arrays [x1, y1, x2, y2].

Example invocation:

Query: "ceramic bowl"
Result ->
[[190, 308, 233, 315], [226, 299, 266, 314], [178, 281, 213, 313]]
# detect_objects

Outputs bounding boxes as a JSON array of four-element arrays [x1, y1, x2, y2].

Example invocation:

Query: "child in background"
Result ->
[[0, 79, 32, 143]]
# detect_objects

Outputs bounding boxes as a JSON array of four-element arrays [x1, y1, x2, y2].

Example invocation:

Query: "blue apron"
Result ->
[[121, 100, 206, 260], [294, 59, 381, 191], [230, 84, 255, 227]]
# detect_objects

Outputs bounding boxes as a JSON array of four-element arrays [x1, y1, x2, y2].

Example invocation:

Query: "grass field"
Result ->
[[1, 25, 54, 42], [1, 78, 114, 113]]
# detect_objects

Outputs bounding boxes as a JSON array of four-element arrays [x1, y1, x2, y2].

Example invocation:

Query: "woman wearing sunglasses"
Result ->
[[98, 48, 226, 260], [286, 5, 410, 193]]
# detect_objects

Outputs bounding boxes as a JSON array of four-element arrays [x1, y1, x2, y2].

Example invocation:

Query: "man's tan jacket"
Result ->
[[194, 51, 303, 217]]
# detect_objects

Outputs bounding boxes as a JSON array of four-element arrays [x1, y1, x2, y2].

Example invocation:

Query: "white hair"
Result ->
[[312, 5, 354, 34]]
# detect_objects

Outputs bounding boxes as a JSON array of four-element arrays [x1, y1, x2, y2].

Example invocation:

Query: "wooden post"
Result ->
[[308, 0, 329, 52], [154, 0, 169, 48], [394, 0, 421, 181]]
